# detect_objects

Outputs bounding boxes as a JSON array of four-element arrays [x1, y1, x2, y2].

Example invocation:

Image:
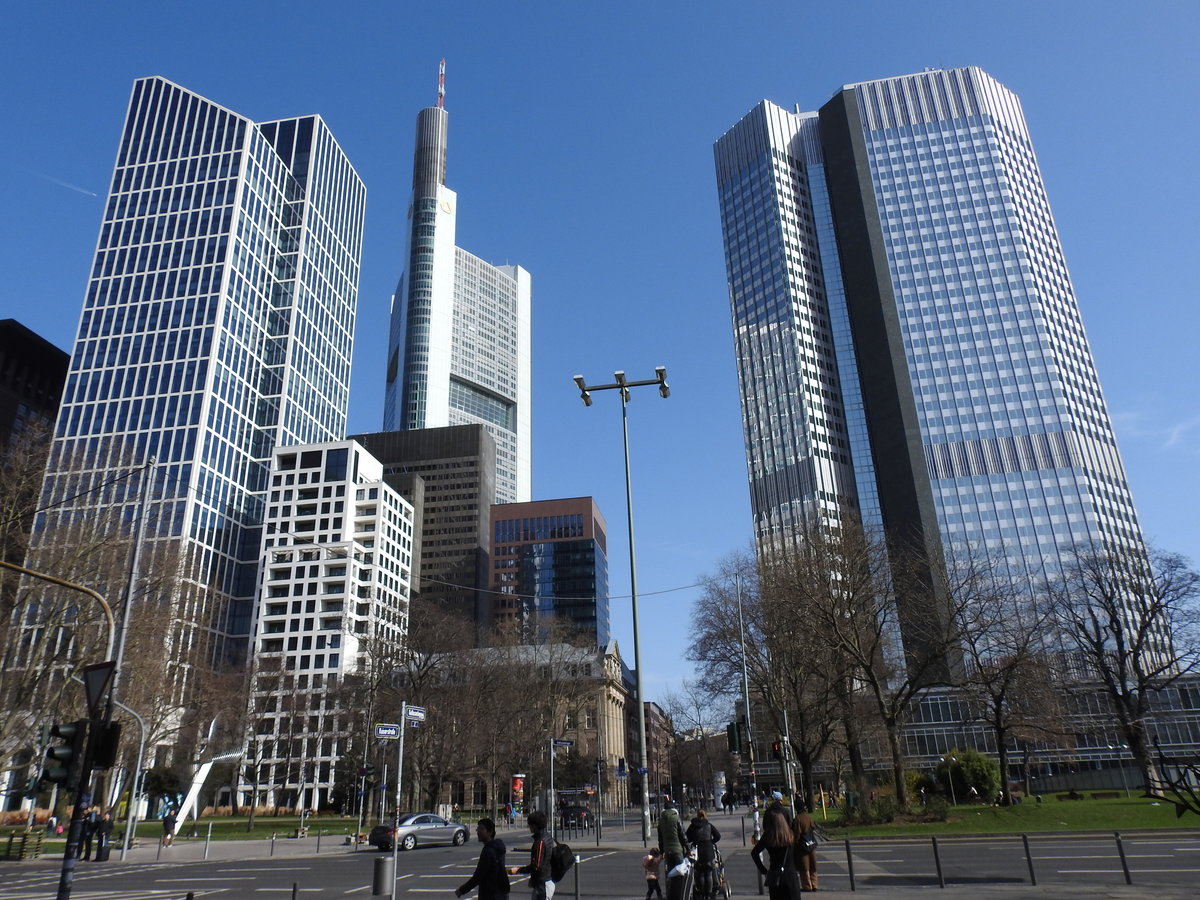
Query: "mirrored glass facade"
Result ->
[[715, 67, 1144, 599]]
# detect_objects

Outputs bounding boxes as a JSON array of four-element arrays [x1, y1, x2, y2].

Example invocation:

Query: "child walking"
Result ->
[[642, 846, 663, 899]]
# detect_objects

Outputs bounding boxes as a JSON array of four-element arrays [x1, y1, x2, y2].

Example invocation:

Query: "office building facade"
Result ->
[[351, 425, 496, 627], [489, 497, 610, 644], [37, 76, 365, 674], [714, 67, 1144, 634], [0, 320, 69, 452], [246, 440, 414, 810], [383, 101, 531, 505]]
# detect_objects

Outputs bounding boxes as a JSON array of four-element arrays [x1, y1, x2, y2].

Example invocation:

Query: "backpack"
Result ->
[[550, 840, 575, 882], [801, 828, 818, 853]]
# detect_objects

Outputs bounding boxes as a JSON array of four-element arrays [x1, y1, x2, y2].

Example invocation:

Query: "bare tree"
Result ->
[[950, 548, 1069, 803], [1046, 543, 1200, 793], [763, 516, 963, 810]]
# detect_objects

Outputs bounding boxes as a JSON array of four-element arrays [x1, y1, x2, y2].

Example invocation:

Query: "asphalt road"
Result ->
[[4, 817, 1200, 899]]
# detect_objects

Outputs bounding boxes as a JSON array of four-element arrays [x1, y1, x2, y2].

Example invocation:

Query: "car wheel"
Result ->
[[401, 834, 417, 851], [452, 829, 467, 845]]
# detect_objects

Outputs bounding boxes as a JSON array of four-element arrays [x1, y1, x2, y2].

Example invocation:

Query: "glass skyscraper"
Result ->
[[489, 497, 610, 646], [383, 101, 531, 505], [37, 76, 366, 672], [715, 67, 1144, 610]]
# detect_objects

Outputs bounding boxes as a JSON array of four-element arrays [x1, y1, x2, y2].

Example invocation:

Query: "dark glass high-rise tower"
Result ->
[[715, 67, 1144, 625]]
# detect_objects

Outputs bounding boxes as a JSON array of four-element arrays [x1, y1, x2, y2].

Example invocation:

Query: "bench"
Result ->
[[1055, 792, 1084, 801], [1090, 791, 1121, 800]]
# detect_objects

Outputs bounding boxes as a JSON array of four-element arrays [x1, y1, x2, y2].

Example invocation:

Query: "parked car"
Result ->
[[369, 814, 469, 851], [560, 805, 592, 827]]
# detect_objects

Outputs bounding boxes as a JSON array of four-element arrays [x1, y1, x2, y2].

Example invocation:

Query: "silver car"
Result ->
[[368, 814, 469, 851]]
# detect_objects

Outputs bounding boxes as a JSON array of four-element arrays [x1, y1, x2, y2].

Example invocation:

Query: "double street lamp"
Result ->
[[572, 367, 669, 846]]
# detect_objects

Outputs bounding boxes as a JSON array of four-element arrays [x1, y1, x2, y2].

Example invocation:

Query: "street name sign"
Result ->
[[375, 723, 400, 740], [405, 706, 427, 722]]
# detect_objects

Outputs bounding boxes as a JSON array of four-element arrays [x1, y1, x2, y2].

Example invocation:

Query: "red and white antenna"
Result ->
[[437, 58, 446, 108]]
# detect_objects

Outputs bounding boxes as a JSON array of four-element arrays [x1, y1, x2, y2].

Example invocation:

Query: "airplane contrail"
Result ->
[[20, 166, 99, 197]]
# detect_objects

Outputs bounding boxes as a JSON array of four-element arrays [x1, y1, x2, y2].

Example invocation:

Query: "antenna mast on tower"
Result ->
[[437, 58, 446, 108]]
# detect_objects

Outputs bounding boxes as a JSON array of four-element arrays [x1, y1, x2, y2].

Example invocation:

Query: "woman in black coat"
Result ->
[[686, 809, 722, 900], [751, 808, 801, 899]]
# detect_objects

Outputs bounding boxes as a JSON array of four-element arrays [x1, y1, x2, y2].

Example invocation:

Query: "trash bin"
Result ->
[[373, 855, 395, 896]]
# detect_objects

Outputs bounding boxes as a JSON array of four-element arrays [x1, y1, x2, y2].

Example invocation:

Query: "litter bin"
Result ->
[[373, 855, 394, 896]]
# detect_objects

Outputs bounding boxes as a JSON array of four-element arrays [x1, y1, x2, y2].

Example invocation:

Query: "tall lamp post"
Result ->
[[572, 367, 670, 846]]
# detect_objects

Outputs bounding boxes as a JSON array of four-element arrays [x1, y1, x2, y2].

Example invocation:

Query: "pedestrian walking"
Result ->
[[80, 806, 99, 860], [162, 808, 177, 847], [508, 809, 554, 899], [686, 809, 722, 900], [456, 817, 510, 898], [642, 847, 664, 900], [791, 808, 819, 891], [656, 797, 687, 871], [751, 807, 801, 900], [94, 811, 115, 862]]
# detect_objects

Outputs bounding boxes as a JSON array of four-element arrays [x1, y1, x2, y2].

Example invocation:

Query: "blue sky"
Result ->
[[3, 1, 1197, 702]]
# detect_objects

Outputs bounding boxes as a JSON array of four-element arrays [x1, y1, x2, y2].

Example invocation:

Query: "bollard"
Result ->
[[317, 829, 322, 853], [844, 838, 856, 892], [271, 833, 277, 856], [373, 855, 395, 896], [1114, 831, 1132, 885], [292, 882, 299, 900], [574, 853, 581, 900], [1021, 833, 1037, 886], [931, 835, 945, 888], [204, 821, 213, 860]]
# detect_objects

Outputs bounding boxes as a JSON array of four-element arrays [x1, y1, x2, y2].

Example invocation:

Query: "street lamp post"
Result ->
[[572, 367, 670, 846], [940, 755, 958, 806]]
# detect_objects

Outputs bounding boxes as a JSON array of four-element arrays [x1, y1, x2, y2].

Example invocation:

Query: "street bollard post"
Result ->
[[270, 833, 277, 856], [844, 838, 856, 891], [1021, 833, 1037, 885], [931, 835, 945, 888], [1114, 831, 1132, 885], [204, 822, 212, 860]]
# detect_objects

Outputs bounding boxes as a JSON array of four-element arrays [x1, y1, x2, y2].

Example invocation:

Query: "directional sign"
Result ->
[[552, 739, 575, 748], [375, 723, 400, 740], [404, 706, 427, 722]]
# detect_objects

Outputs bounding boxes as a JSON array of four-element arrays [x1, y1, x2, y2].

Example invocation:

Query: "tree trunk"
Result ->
[[886, 719, 908, 809], [995, 732, 1010, 805]]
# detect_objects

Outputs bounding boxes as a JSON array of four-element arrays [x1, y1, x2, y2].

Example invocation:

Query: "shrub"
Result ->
[[923, 795, 950, 821]]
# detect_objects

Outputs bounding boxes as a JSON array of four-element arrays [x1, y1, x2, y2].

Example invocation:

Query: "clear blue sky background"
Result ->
[[3, 1, 1197, 704]]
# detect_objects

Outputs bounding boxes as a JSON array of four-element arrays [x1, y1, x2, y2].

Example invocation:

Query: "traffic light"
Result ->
[[727, 722, 743, 754], [771, 740, 783, 761], [92, 721, 122, 769], [42, 719, 88, 790]]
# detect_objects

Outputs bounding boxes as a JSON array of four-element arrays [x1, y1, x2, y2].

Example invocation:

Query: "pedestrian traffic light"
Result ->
[[727, 722, 743, 754], [42, 719, 88, 789], [771, 740, 783, 761]]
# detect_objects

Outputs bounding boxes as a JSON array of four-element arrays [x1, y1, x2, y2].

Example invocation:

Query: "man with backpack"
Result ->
[[509, 810, 555, 899]]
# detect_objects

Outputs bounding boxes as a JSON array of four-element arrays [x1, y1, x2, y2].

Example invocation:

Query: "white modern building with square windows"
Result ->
[[246, 440, 414, 811]]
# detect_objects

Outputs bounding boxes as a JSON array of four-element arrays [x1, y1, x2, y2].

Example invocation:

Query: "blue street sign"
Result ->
[[552, 739, 575, 747], [375, 723, 400, 740]]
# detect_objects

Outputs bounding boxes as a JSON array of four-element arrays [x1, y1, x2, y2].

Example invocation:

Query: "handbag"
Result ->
[[801, 828, 818, 853], [764, 843, 792, 887]]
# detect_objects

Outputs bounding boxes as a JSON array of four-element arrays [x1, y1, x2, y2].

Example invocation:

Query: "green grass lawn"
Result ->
[[819, 796, 1200, 838], [4, 815, 366, 848]]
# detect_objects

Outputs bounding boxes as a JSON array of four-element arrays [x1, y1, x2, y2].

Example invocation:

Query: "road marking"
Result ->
[[343, 887, 370, 894], [218, 866, 314, 871], [1059, 867, 1200, 874], [155, 877, 247, 881]]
